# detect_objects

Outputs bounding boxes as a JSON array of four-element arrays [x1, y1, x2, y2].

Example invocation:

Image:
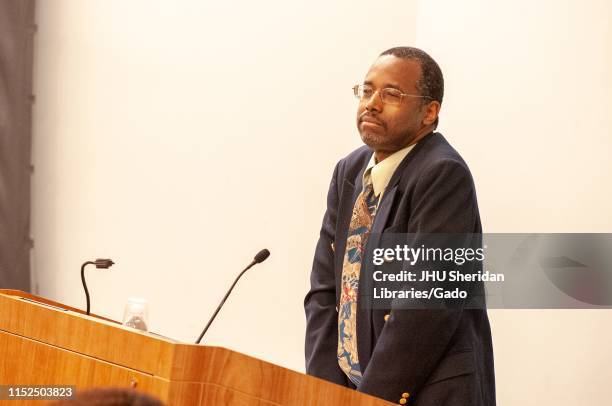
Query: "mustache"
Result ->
[[359, 113, 385, 128]]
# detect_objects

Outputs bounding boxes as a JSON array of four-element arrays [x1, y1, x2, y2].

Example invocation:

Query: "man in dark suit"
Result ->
[[304, 47, 495, 405]]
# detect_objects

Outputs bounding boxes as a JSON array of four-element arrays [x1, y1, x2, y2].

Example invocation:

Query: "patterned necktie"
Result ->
[[337, 181, 378, 386]]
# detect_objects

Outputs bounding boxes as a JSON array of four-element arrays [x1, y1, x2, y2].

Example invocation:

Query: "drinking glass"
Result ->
[[122, 297, 149, 332]]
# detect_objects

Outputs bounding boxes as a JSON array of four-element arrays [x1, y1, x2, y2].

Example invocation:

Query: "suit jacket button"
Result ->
[[399, 398, 407, 405], [402, 392, 410, 398], [384, 314, 390, 322]]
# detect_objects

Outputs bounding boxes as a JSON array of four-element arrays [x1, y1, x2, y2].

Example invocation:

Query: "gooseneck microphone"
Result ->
[[195, 249, 270, 344], [81, 258, 115, 315]]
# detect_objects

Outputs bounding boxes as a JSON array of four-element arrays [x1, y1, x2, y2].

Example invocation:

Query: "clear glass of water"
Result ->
[[122, 297, 149, 332]]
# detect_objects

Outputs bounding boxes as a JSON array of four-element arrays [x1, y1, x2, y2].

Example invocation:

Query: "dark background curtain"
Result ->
[[0, 0, 35, 291]]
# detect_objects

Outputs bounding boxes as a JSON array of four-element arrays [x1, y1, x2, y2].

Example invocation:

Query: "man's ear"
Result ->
[[422, 101, 441, 126]]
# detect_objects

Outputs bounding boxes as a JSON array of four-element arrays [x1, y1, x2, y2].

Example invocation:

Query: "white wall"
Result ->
[[31, 1, 612, 405], [415, 1, 612, 405], [31, 0, 417, 374]]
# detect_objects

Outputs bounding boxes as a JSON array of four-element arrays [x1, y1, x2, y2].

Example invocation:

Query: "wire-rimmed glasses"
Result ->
[[353, 84, 432, 105]]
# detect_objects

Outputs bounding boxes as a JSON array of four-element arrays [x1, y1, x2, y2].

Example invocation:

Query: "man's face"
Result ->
[[356, 55, 435, 159]]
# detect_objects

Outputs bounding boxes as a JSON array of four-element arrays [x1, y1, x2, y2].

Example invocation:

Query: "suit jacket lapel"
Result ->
[[357, 184, 398, 372]]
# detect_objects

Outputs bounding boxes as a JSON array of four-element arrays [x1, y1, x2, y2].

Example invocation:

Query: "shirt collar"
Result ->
[[363, 143, 417, 198]]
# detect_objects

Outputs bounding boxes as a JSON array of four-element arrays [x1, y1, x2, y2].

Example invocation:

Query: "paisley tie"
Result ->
[[337, 181, 378, 385]]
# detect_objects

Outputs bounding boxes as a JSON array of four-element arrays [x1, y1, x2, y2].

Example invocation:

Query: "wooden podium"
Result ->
[[0, 290, 391, 405]]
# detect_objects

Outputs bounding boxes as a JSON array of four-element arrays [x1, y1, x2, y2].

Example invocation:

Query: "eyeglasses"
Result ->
[[353, 84, 432, 105]]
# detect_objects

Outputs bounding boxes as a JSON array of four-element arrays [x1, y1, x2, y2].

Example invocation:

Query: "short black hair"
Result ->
[[380, 46, 444, 105]]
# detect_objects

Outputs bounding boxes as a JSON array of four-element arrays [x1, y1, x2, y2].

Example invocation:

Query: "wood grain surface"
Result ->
[[0, 290, 392, 405]]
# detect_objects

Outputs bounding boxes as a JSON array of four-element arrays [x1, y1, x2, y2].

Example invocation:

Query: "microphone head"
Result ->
[[94, 258, 115, 269], [254, 249, 270, 264]]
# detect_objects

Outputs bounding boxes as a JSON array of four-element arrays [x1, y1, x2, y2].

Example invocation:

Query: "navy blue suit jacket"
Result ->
[[304, 132, 496, 405]]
